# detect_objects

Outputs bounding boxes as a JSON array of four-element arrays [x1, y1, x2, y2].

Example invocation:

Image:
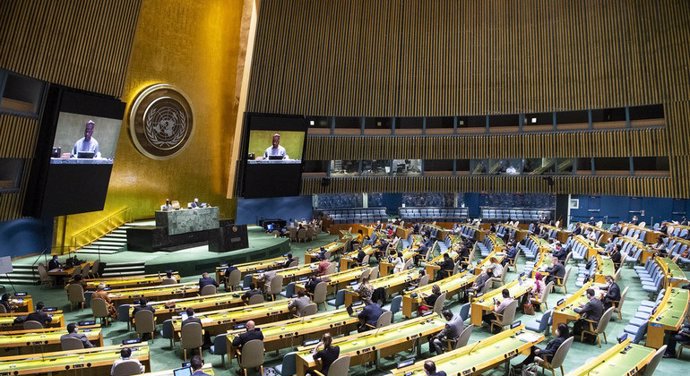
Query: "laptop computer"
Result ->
[[268, 155, 284, 160], [173, 366, 192, 376], [77, 151, 95, 159]]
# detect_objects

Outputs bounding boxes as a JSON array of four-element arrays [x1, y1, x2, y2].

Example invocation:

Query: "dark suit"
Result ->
[[26, 311, 52, 326], [437, 259, 454, 280], [357, 303, 384, 331], [356, 250, 366, 265], [553, 248, 568, 262], [573, 298, 604, 336], [314, 346, 340, 374], [545, 263, 565, 285], [191, 371, 211, 376], [0, 301, 12, 312], [231, 328, 264, 348], [199, 277, 219, 289], [602, 282, 621, 309], [48, 259, 62, 270], [60, 332, 93, 348], [131, 304, 155, 319]]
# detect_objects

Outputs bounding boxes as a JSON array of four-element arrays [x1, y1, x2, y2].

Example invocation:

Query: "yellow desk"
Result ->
[[391, 325, 544, 376], [646, 287, 690, 349], [0, 311, 65, 331], [294, 267, 367, 296], [250, 263, 319, 287], [539, 224, 571, 243], [304, 241, 345, 263], [551, 281, 605, 334], [470, 278, 535, 326], [530, 250, 554, 278], [226, 307, 361, 353], [85, 272, 181, 290], [106, 282, 199, 305], [473, 249, 506, 275], [656, 256, 688, 288], [295, 315, 446, 376], [593, 254, 616, 283], [129, 292, 244, 322], [343, 268, 420, 306], [215, 256, 287, 282], [142, 364, 214, 375], [424, 250, 459, 281], [0, 325, 102, 354], [339, 245, 375, 271], [0, 343, 149, 375], [402, 271, 477, 318], [6, 295, 33, 313], [48, 261, 95, 278], [566, 338, 655, 376], [379, 249, 416, 277], [170, 300, 293, 338]]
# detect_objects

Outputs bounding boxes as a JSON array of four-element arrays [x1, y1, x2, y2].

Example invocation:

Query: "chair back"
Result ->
[[91, 298, 109, 318], [300, 303, 318, 317], [361, 254, 370, 266], [160, 278, 177, 285], [288, 260, 299, 267], [480, 281, 492, 294], [615, 286, 629, 317], [200, 284, 217, 296], [562, 266, 572, 285], [270, 275, 284, 295], [368, 266, 378, 280], [180, 322, 203, 350], [0, 304, 6, 313], [459, 302, 471, 322], [418, 274, 429, 287], [325, 263, 337, 275], [228, 269, 241, 290], [457, 324, 474, 348], [539, 309, 553, 332], [80, 264, 91, 279], [548, 336, 574, 369], [500, 300, 518, 326], [239, 339, 265, 368], [37, 264, 50, 282], [327, 356, 351, 376], [71, 265, 82, 278], [134, 309, 155, 337], [248, 293, 265, 305], [278, 351, 297, 376], [360, 268, 371, 280], [375, 310, 393, 328], [61, 336, 85, 351], [91, 260, 100, 277], [313, 282, 328, 304], [596, 307, 615, 334], [390, 295, 402, 319], [67, 284, 85, 304], [642, 345, 667, 376], [297, 229, 307, 241], [540, 281, 553, 304], [23, 320, 43, 330], [211, 333, 228, 356], [433, 292, 446, 315], [111, 359, 144, 376]]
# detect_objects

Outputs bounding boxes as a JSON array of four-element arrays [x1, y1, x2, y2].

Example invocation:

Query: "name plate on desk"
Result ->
[[155, 207, 219, 236]]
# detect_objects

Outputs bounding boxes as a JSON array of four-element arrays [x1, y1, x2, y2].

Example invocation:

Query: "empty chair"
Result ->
[[89, 259, 100, 278], [455, 324, 474, 349], [274, 351, 297, 376], [268, 275, 284, 301], [111, 360, 145, 376], [580, 307, 614, 347], [490, 300, 517, 333], [433, 292, 447, 316], [200, 284, 217, 296], [61, 336, 85, 351], [23, 320, 43, 330], [37, 264, 53, 288], [210, 333, 228, 367], [553, 267, 571, 294], [525, 309, 553, 336], [327, 289, 346, 309], [237, 339, 265, 376], [134, 309, 156, 341], [313, 355, 350, 376], [300, 303, 318, 317], [540, 336, 574, 376], [66, 283, 85, 310], [311, 281, 328, 310], [458, 302, 471, 323], [368, 266, 379, 280], [180, 322, 203, 361], [225, 269, 241, 291], [643, 345, 667, 376], [248, 293, 265, 305]]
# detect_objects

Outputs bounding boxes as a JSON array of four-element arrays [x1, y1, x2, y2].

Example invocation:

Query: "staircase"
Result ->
[[75, 224, 131, 255], [101, 261, 146, 277], [0, 264, 39, 286]]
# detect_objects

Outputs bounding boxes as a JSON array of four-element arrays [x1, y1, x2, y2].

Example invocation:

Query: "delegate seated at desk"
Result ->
[[262, 133, 289, 160], [72, 120, 101, 158]]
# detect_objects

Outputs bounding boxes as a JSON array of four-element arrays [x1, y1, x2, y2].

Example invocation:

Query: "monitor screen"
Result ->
[[50, 112, 121, 164], [239, 114, 307, 198], [173, 367, 192, 376]]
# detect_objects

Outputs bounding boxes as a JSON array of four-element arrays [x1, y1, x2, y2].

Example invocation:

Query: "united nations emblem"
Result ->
[[129, 84, 194, 159]]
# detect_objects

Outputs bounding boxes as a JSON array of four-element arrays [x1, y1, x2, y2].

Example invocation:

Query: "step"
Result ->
[[106, 262, 145, 267], [98, 237, 127, 244], [104, 266, 145, 272], [108, 233, 128, 238], [101, 270, 145, 277], [76, 249, 120, 255], [82, 245, 123, 251]]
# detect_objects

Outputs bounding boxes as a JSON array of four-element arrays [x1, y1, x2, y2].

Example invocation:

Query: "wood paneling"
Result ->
[[0, 0, 142, 97], [0, 115, 39, 158], [305, 128, 666, 161]]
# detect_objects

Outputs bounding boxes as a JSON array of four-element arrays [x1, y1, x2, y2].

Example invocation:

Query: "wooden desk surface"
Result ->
[[391, 326, 544, 376], [470, 278, 535, 326], [304, 241, 345, 263], [295, 314, 446, 375], [226, 306, 361, 352], [48, 261, 95, 277], [129, 292, 244, 320], [0, 325, 103, 351], [215, 256, 287, 281], [294, 266, 366, 295], [402, 271, 477, 318], [107, 282, 199, 304], [142, 364, 214, 375], [251, 263, 319, 285], [343, 268, 420, 306], [656, 256, 688, 287], [0, 343, 149, 375], [85, 272, 181, 290], [170, 300, 292, 333], [647, 287, 690, 348], [7, 295, 33, 313], [551, 281, 605, 333], [566, 338, 655, 376], [0, 311, 65, 331], [593, 254, 616, 283]]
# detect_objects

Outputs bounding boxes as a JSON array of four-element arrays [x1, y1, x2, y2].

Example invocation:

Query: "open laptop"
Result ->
[[173, 366, 192, 376], [268, 155, 284, 160], [77, 151, 95, 159]]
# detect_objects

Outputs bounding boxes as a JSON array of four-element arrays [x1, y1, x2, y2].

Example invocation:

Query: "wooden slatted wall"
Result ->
[[0, 0, 142, 97], [0, 1, 142, 220], [247, 0, 690, 197]]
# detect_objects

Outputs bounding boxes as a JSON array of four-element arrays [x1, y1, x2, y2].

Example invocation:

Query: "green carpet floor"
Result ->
[[8, 230, 685, 375]]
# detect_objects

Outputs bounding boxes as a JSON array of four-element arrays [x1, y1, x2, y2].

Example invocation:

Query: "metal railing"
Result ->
[[70, 207, 130, 251]]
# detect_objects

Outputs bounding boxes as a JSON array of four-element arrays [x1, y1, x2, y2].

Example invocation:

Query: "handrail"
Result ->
[[70, 207, 130, 251]]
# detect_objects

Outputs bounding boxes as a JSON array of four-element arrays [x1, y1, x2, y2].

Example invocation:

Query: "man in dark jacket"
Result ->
[[573, 289, 604, 339], [357, 301, 384, 332], [429, 310, 462, 354], [198, 272, 219, 289], [545, 257, 565, 286], [26, 302, 53, 326], [231, 320, 264, 349], [601, 275, 621, 310], [436, 254, 455, 280]]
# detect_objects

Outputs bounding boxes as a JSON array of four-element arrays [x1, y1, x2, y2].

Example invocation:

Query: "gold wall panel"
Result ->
[[0, 0, 141, 97], [305, 128, 667, 161], [0, 114, 40, 220], [56, 0, 244, 250]]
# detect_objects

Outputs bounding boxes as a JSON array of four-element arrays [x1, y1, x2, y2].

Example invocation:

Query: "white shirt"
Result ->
[[264, 145, 287, 159], [73, 137, 101, 158]]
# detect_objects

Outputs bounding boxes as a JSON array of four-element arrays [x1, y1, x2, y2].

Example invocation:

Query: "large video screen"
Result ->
[[240, 114, 307, 198], [24, 87, 125, 217]]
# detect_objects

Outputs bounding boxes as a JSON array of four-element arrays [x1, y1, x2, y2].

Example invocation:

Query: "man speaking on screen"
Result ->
[[72, 120, 101, 158], [263, 133, 288, 160]]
